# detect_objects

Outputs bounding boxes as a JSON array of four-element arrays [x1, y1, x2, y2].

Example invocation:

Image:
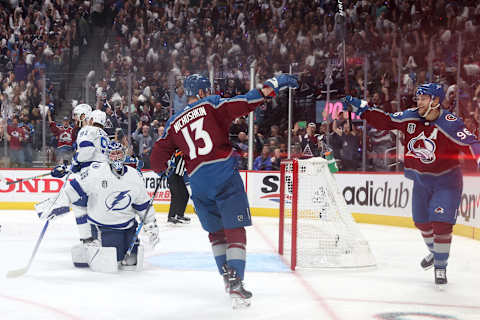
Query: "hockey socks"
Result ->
[[432, 222, 453, 269], [415, 222, 434, 253], [209, 230, 227, 275], [224, 227, 246, 280], [209, 228, 247, 280]]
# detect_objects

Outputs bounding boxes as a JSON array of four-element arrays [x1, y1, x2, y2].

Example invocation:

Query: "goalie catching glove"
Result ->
[[263, 74, 299, 97]]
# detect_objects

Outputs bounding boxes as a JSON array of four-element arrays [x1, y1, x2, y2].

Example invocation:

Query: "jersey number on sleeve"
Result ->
[[181, 118, 213, 160]]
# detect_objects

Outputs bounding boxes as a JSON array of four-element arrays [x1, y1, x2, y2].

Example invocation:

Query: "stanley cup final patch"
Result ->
[[102, 180, 108, 188], [407, 123, 416, 134]]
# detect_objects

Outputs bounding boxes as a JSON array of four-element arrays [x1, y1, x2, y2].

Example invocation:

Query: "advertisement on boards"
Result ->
[[0, 169, 479, 229]]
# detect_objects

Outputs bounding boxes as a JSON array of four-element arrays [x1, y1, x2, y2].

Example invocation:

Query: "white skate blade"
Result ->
[[435, 283, 447, 291], [231, 296, 251, 309], [423, 264, 434, 271]]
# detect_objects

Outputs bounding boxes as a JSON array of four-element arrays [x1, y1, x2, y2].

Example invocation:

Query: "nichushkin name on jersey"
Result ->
[[174, 107, 207, 133]]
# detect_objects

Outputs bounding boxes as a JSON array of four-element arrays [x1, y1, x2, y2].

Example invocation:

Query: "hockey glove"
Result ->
[[35, 197, 70, 220], [263, 74, 299, 97], [343, 96, 369, 116], [51, 164, 68, 178], [144, 220, 159, 247]]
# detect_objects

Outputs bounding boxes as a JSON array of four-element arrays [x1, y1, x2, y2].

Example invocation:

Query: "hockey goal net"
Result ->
[[279, 158, 376, 270]]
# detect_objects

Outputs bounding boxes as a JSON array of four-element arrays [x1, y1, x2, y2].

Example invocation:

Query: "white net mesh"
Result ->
[[281, 158, 376, 268]]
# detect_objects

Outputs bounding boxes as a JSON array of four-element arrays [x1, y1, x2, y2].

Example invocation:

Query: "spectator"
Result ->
[[7, 115, 24, 167], [271, 147, 285, 171], [173, 86, 187, 113], [132, 122, 153, 169], [48, 112, 74, 164], [253, 145, 273, 171], [300, 122, 320, 157]]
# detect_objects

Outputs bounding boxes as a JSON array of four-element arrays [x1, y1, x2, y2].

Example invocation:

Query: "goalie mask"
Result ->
[[107, 142, 126, 175]]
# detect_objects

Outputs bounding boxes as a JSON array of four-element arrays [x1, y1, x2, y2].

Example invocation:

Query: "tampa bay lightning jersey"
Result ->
[[64, 162, 151, 229], [74, 126, 110, 164], [363, 108, 480, 180]]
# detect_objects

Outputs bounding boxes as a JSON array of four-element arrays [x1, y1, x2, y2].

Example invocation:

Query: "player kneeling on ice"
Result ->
[[37, 142, 159, 273]]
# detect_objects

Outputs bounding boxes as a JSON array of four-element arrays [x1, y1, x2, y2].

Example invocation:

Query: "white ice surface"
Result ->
[[0, 211, 479, 320]]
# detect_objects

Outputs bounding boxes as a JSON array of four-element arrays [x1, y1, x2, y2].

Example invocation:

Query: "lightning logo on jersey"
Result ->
[[406, 132, 436, 164], [105, 191, 132, 211]]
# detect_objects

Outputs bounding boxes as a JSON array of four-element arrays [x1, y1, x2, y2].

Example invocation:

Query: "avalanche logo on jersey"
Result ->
[[105, 191, 132, 211], [406, 132, 436, 164]]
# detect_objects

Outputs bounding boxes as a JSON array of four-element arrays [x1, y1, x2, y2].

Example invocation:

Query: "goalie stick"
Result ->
[[6, 172, 72, 278], [6, 217, 52, 278], [125, 181, 161, 257], [3, 172, 51, 186]]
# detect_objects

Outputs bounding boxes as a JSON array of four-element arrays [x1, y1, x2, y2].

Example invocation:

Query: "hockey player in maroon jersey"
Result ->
[[151, 73, 298, 307], [345, 83, 480, 289]]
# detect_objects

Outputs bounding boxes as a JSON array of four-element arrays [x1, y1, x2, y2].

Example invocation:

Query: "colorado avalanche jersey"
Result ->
[[74, 126, 109, 165], [363, 108, 480, 181], [150, 89, 264, 182], [65, 162, 151, 229]]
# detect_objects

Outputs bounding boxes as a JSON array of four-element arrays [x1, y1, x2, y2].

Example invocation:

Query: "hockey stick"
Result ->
[[4, 172, 52, 186], [6, 217, 52, 278], [337, 0, 353, 131], [125, 181, 161, 256], [6, 172, 72, 278]]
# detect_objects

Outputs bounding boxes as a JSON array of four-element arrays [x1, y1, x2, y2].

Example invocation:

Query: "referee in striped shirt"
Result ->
[[167, 150, 191, 224]]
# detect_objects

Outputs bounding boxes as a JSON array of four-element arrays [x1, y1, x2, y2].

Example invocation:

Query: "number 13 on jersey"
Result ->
[[181, 118, 213, 160]]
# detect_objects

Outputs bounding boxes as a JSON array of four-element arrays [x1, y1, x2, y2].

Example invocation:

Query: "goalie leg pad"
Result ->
[[120, 244, 144, 271], [87, 246, 118, 273], [71, 244, 89, 268]]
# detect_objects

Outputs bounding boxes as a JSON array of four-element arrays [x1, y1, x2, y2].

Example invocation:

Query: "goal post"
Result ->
[[279, 158, 376, 270]]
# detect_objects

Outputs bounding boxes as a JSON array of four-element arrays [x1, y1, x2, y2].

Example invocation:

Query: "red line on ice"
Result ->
[[253, 224, 341, 320], [0, 293, 82, 320]]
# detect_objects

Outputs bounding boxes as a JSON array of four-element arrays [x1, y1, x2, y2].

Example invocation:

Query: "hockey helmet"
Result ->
[[416, 83, 445, 104], [107, 141, 126, 172], [183, 74, 211, 97], [73, 103, 92, 121], [90, 110, 107, 127]]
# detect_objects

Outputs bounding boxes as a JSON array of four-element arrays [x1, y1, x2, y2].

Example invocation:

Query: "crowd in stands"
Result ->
[[0, 0, 93, 167], [1, 0, 480, 172]]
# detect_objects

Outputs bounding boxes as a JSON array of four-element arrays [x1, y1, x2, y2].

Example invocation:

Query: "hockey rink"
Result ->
[[0, 211, 479, 320]]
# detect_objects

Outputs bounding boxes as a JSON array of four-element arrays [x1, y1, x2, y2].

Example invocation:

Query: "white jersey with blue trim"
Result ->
[[64, 162, 152, 229], [74, 125, 109, 164]]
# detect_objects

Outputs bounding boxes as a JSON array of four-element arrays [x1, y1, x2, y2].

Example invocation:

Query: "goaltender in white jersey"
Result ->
[[39, 142, 159, 272]]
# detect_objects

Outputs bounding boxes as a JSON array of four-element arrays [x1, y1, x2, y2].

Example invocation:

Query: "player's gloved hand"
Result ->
[[263, 74, 299, 97], [343, 96, 369, 116], [144, 220, 159, 247], [136, 159, 144, 170], [51, 164, 68, 178], [35, 198, 70, 220], [70, 158, 81, 173]]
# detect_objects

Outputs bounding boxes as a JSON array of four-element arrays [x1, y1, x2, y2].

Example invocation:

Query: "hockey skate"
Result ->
[[227, 267, 252, 309], [421, 253, 434, 270], [221, 264, 230, 293], [176, 216, 191, 223], [167, 217, 181, 224], [434, 267, 447, 290]]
